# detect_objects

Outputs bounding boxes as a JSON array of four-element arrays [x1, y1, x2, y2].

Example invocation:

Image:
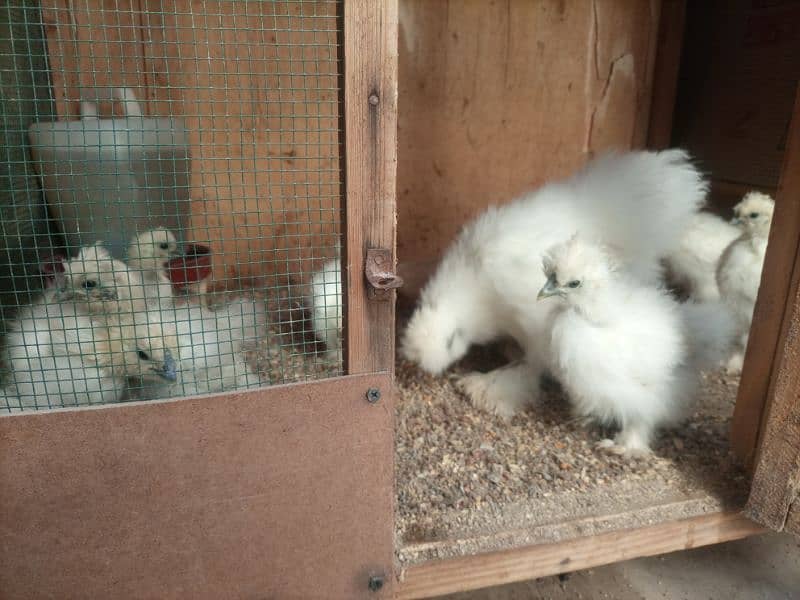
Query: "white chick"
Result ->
[[402, 150, 708, 418], [309, 248, 343, 361], [664, 211, 740, 302], [59, 242, 148, 321], [126, 228, 179, 309], [1, 299, 177, 411], [130, 297, 265, 400], [716, 191, 775, 374], [538, 236, 734, 456]]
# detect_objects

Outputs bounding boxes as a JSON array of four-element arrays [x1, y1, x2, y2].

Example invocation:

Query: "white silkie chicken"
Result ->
[[716, 191, 775, 374], [126, 228, 180, 309], [59, 242, 148, 320], [664, 211, 740, 302], [309, 247, 343, 361], [1, 300, 177, 411], [129, 297, 266, 400], [401, 150, 708, 418], [538, 236, 734, 456]]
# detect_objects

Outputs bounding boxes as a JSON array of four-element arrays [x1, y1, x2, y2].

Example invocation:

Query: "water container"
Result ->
[[28, 87, 191, 259]]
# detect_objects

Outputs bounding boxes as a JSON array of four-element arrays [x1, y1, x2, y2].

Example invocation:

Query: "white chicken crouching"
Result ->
[[59, 243, 149, 321], [309, 250, 343, 361], [1, 299, 177, 411], [402, 150, 708, 417], [716, 191, 775, 374], [126, 228, 179, 309], [129, 298, 265, 400], [538, 237, 734, 456], [664, 211, 740, 302]]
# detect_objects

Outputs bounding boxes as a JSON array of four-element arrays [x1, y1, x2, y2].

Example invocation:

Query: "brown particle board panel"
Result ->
[[0, 374, 394, 599], [397, 0, 662, 292]]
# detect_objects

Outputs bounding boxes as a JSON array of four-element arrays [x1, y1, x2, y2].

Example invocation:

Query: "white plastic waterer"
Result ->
[[27, 87, 191, 259]]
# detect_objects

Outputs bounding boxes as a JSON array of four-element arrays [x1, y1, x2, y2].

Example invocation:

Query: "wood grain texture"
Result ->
[[396, 0, 661, 286], [732, 86, 800, 470], [646, 0, 686, 149], [396, 512, 764, 599], [343, 0, 399, 374], [0, 374, 395, 599], [41, 1, 342, 290]]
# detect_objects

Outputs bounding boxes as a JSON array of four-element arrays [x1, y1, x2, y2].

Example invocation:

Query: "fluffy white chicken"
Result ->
[[128, 297, 265, 400], [716, 191, 775, 374], [538, 236, 734, 456], [309, 248, 343, 361], [126, 228, 179, 309], [664, 211, 740, 302], [401, 150, 707, 417], [59, 242, 148, 320], [1, 299, 177, 411]]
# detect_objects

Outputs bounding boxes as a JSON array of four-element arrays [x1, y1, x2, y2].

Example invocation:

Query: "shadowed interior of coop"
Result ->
[[1, 0, 798, 574]]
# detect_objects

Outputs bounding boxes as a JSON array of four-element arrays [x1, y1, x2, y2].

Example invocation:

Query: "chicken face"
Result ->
[[732, 191, 774, 238], [112, 317, 180, 383], [538, 236, 616, 305], [59, 243, 141, 311], [127, 228, 180, 274]]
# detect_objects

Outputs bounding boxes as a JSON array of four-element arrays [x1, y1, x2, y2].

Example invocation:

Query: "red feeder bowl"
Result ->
[[167, 244, 212, 291]]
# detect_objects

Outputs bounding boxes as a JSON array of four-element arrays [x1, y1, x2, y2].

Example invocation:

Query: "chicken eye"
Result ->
[[82, 280, 97, 289], [137, 350, 151, 361], [159, 242, 170, 250], [567, 280, 581, 288], [749, 212, 759, 219]]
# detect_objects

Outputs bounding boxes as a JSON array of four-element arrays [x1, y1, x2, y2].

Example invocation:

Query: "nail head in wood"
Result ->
[[368, 93, 380, 106], [366, 388, 381, 403], [368, 574, 384, 591]]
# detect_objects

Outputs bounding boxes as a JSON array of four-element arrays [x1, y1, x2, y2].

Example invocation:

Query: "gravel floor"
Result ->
[[395, 340, 749, 566]]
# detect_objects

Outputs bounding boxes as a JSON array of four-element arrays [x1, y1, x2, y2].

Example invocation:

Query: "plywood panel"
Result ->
[[0, 374, 395, 599], [397, 0, 661, 284]]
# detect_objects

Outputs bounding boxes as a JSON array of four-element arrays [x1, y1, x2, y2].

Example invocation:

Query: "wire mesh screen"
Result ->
[[0, 1, 344, 412]]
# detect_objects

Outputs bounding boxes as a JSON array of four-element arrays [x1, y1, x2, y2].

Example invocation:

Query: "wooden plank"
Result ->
[[396, 0, 661, 288], [0, 373, 395, 599], [396, 512, 764, 599], [731, 86, 800, 470], [646, 0, 686, 149], [343, 0, 399, 374]]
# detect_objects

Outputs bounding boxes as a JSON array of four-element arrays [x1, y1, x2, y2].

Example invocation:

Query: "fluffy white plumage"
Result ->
[[1, 299, 177, 411], [125, 228, 179, 309], [59, 242, 148, 320], [716, 191, 775, 374], [401, 150, 708, 417], [129, 297, 265, 399], [664, 211, 740, 302], [539, 237, 734, 456], [309, 249, 343, 360]]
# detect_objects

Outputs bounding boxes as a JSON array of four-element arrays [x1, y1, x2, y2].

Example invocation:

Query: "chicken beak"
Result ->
[[159, 350, 178, 382], [537, 274, 560, 301], [730, 216, 743, 226]]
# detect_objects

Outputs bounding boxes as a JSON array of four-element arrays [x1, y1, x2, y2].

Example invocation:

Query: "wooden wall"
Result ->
[[396, 0, 663, 295], [40, 0, 340, 287]]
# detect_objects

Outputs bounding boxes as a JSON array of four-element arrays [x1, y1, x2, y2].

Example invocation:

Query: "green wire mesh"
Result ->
[[0, 1, 344, 412]]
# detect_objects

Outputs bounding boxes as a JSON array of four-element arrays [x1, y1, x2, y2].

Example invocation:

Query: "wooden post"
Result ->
[[343, 0, 399, 375]]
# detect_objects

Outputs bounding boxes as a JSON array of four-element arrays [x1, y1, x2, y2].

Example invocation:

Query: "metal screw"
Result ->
[[366, 387, 381, 403], [368, 93, 380, 106], [368, 575, 384, 592]]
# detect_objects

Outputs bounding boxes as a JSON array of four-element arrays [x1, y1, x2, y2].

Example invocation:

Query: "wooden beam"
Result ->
[[396, 512, 764, 600], [731, 85, 800, 470], [343, 0, 399, 375]]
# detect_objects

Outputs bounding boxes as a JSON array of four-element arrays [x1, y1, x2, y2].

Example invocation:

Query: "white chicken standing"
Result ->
[[126, 228, 180, 309], [664, 211, 740, 302], [538, 236, 734, 456], [716, 191, 775, 374], [309, 247, 343, 361], [401, 150, 708, 418]]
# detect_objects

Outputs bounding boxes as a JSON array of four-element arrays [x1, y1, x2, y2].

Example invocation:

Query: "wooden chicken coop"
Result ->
[[1, 1, 800, 598]]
